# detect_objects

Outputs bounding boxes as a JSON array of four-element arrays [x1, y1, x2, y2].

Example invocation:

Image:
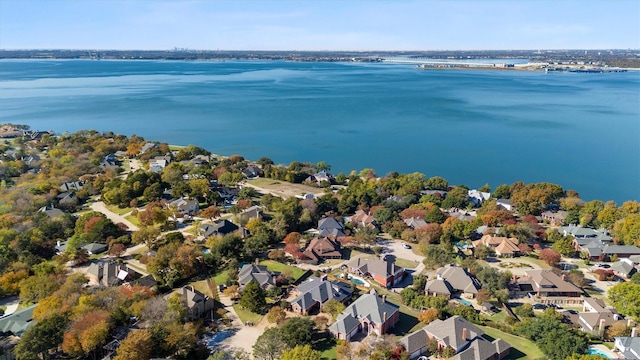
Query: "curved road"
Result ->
[[90, 200, 139, 231]]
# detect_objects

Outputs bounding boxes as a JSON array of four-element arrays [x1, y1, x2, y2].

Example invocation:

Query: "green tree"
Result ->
[[266, 306, 286, 324], [608, 282, 640, 320], [614, 213, 640, 246], [14, 314, 67, 360], [423, 245, 454, 270], [425, 176, 448, 191], [323, 299, 346, 318], [252, 328, 287, 360], [492, 184, 511, 199], [424, 206, 446, 224], [281, 345, 321, 360], [280, 317, 315, 348], [239, 280, 266, 314]]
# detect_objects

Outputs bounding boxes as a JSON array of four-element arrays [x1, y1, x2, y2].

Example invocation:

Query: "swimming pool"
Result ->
[[457, 298, 473, 306], [589, 348, 613, 358]]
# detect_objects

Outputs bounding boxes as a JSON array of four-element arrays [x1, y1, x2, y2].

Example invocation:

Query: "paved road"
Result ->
[[216, 293, 273, 357], [90, 201, 139, 231]]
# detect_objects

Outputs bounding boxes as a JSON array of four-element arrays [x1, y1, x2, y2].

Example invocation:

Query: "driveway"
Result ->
[[376, 237, 425, 263], [90, 201, 139, 231], [215, 294, 273, 357]]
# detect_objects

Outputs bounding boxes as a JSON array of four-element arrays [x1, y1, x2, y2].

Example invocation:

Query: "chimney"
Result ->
[[632, 327, 638, 337], [254, 258, 259, 265], [627, 319, 634, 328], [382, 295, 386, 303], [56, 240, 61, 247], [383, 312, 387, 323], [561, 274, 567, 282], [462, 328, 468, 341], [598, 319, 606, 337]]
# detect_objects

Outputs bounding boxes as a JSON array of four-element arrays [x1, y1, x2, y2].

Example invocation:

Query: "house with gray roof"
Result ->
[[468, 190, 491, 207], [86, 260, 135, 287], [200, 220, 240, 238], [496, 199, 513, 211], [182, 285, 215, 320], [611, 258, 637, 279], [399, 316, 511, 360], [290, 276, 352, 315], [318, 217, 346, 238], [38, 205, 65, 220], [82, 242, 108, 255], [238, 264, 278, 290], [425, 265, 481, 299], [541, 210, 569, 225], [306, 171, 335, 185], [347, 257, 405, 288], [404, 217, 429, 230], [328, 292, 399, 340], [238, 205, 263, 222], [0, 304, 37, 337], [615, 335, 640, 359]]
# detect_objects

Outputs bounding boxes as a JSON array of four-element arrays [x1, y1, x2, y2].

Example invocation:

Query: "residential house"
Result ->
[[297, 237, 342, 265], [404, 217, 429, 230], [86, 260, 135, 287], [139, 142, 156, 154], [468, 190, 491, 207], [59, 181, 84, 192], [511, 270, 583, 305], [238, 205, 263, 222], [318, 217, 346, 238], [82, 242, 108, 255], [425, 265, 481, 299], [348, 209, 377, 230], [200, 220, 239, 238], [328, 292, 400, 340], [449, 209, 476, 222], [182, 285, 215, 320], [420, 190, 448, 198], [38, 205, 65, 220], [615, 333, 640, 360], [496, 199, 513, 211], [290, 276, 352, 315], [0, 304, 37, 337], [169, 198, 199, 215], [472, 235, 521, 257], [611, 258, 638, 279], [149, 156, 170, 173], [241, 165, 262, 178], [306, 171, 335, 185], [347, 257, 405, 288], [541, 210, 569, 226], [238, 264, 278, 290], [399, 316, 511, 360], [577, 298, 624, 337]]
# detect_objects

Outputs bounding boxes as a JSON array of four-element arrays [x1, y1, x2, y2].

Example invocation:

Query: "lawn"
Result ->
[[106, 204, 133, 215], [394, 257, 420, 269], [480, 325, 544, 360], [189, 279, 212, 297], [212, 270, 230, 287], [315, 336, 337, 360], [259, 260, 307, 282], [232, 304, 263, 324], [124, 214, 140, 226]]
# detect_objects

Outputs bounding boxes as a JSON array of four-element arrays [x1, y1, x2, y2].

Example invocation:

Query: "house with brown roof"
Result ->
[[399, 316, 511, 360], [328, 292, 400, 340], [541, 210, 569, 226], [348, 209, 377, 230], [472, 235, 521, 257], [577, 298, 625, 337], [425, 265, 481, 299], [347, 257, 405, 288], [511, 270, 583, 305], [297, 237, 342, 265]]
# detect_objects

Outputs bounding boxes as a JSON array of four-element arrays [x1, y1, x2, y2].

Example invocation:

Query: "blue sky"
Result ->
[[1, 0, 638, 50]]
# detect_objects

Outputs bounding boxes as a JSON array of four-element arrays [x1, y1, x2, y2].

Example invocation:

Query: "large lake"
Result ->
[[0, 60, 638, 203]]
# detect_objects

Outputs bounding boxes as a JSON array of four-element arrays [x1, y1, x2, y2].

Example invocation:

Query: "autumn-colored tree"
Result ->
[[113, 329, 153, 360], [518, 243, 532, 255], [400, 208, 427, 220], [33, 295, 63, 321], [337, 340, 353, 360], [604, 321, 630, 340], [163, 322, 199, 357], [476, 288, 493, 304], [62, 310, 111, 357], [237, 198, 251, 210], [283, 232, 302, 244], [418, 308, 440, 324], [281, 345, 321, 360], [109, 243, 126, 257], [284, 242, 301, 256], [126, 142, 143, 156], [201, 206, 221, 220], [481, 210, 514, 227], [0, 269, 29, 295], [539, 248, 562, 267], [266, 306, 286, 324]]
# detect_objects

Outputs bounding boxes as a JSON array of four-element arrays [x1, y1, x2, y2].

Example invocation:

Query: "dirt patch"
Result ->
[[244, 178, 327, 199]]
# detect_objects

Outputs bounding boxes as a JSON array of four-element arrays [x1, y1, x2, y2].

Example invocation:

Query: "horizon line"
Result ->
[[1, 48, 639, 52]]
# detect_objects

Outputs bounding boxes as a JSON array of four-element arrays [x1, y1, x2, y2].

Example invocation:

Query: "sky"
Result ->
[[1, 0, 639, 51]]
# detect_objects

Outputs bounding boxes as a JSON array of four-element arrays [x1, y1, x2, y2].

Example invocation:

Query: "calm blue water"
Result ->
[[1, 59, 638, 203]]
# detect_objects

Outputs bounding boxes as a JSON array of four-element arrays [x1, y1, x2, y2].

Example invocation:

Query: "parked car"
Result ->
[[532, 303, 547, 310], [402, 243, 411, 249]]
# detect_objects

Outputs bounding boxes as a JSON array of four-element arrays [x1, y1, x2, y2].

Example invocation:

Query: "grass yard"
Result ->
[[246, 178, 324, 199], [189, 280, 212, 297], [315, 336, 337, 360], [394, 258, 420, 269], [212, 270, 230, 286], [480, 325, 544, 360], [124, 214, 140, 226], [106, 204, 133, 215], [259, 260, 307, 281], [232, 304, 263, 324]]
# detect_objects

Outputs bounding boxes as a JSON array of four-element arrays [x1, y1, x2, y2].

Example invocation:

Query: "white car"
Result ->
[[402, 243, 411, 249]]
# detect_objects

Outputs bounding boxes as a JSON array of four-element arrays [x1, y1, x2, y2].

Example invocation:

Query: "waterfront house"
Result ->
[[306, 171, 335, 185], [468, 190, 491, 207], [496, 199, 513, 211], [541, 210, 569, 225], [241, 165, 262, 178], [399, 316, 511, 360], [328, 292, 399, 340]]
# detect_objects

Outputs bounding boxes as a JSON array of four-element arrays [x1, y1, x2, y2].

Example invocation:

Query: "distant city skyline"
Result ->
[[1, 0, 639, 51]]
